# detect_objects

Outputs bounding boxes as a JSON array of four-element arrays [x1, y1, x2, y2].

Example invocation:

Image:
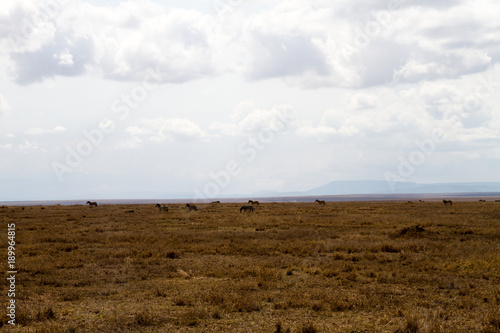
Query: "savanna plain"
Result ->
[[1, 200, 500, 332]]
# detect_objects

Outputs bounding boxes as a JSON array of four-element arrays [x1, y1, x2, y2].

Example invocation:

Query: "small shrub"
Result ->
[[176, 309, 209, 327], [483, 309, 500, 333], [275, 321, 291, 333], [395, 225, 426, 238], [166, 251, 180, 259], [36, 307, 55, 321], [134, 311, 156, 326], [155, 288, 167, 297], [395, 312, 419, 333], [173, 297, 192, 306], [380, 244, 399, 253], [299, 322, 318, 333]]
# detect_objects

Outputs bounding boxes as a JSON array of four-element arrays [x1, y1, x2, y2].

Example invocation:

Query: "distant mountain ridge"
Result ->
[[299, 181, 500, 196], [248, 181, 500, 198]]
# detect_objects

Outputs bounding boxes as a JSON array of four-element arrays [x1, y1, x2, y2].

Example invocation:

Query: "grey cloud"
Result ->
[[5, 3, 217, 85], [247, 33, 330, 81], [3, 1, 500, 89], [352, 39, 410, 87], [10, 33, 95, 85]]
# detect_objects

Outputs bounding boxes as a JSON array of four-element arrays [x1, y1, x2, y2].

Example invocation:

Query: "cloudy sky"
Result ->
[[1, 0, 499, 201]]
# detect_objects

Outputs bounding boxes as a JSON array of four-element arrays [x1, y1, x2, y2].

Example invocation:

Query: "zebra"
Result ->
[[315, 199, 326, 205], [443, 200, 453, 206], [186, 204, 198, 212], [248, 200, 260, 206], [86, 201, 98, 207], [155, 204, 168, 212], [240, 205, 254, 213]]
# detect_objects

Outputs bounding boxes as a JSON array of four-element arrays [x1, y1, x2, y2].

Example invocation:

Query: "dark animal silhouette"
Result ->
[[155, 204, 168, 212], [186, 204, 198, 212], [240, 205, 254, 213], [443, 200, 453, 206], [315, 199, 326, 205], [248, 200, 259, 206], [86, 201, 98, 207]]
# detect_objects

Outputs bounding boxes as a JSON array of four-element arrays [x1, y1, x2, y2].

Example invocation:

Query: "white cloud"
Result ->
[[1, 1, 499, 88], [417, 79, 494, 128], [0, 1, 59, 53], [25, 125, 66, 135], [296, 88, 433, 145], [53, 48, 74, 66], [0, 94, 10, 115], [347, 93, 380, 109], [296, 125, 339, 141], [126, 118, 207, 143], [2, 1, 222, 84], [116, 135, 143, 150], [17, 139, 39, 152], [208, 102, 297, 136]]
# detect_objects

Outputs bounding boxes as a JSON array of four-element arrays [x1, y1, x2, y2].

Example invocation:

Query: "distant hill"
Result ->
[[247, 181, 500, 198], [303, 181, 500, 196]]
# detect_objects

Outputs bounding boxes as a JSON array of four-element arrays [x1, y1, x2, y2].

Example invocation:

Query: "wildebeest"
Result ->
[[315, 199, 326, 205], [240, 205, 254, 213], [155, 204, 168, 212], [212, 201, 220, 204], [479, 199, 486, 202], [248, 200, 259, 206], [86, 201, 98, 207], [186, 204, 198, 212], [443, 199, 453, 206]]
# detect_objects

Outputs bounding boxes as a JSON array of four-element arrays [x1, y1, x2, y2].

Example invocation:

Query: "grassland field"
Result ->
[[1, 200, 500, 332]]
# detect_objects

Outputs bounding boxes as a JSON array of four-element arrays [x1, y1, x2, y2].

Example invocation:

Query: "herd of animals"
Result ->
[[84, 198, 499, 212], [86, 200, 262, 213]]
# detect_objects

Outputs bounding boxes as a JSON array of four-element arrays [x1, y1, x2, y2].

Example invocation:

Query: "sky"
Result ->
[[0, 0, 499, 201]]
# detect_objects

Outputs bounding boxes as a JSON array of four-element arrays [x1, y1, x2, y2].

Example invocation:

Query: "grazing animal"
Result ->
[[240, 205, 254, 213], [495, 200, 500, 202], [479, 199, 486, 202], [86, 201, 98, 207], [155, 204, 168, 212], [186, 204, 198, 212], [315, 199, 326, 205], [443, 199, 453, 206], [212, 201, 220, 204], [248, 200, 260, 206]]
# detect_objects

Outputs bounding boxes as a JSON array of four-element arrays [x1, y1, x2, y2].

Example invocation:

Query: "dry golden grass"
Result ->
[[1, 200, 500, 332]]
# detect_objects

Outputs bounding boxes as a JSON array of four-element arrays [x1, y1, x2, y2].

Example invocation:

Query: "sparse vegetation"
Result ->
[[1, 200, 499, 331]]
